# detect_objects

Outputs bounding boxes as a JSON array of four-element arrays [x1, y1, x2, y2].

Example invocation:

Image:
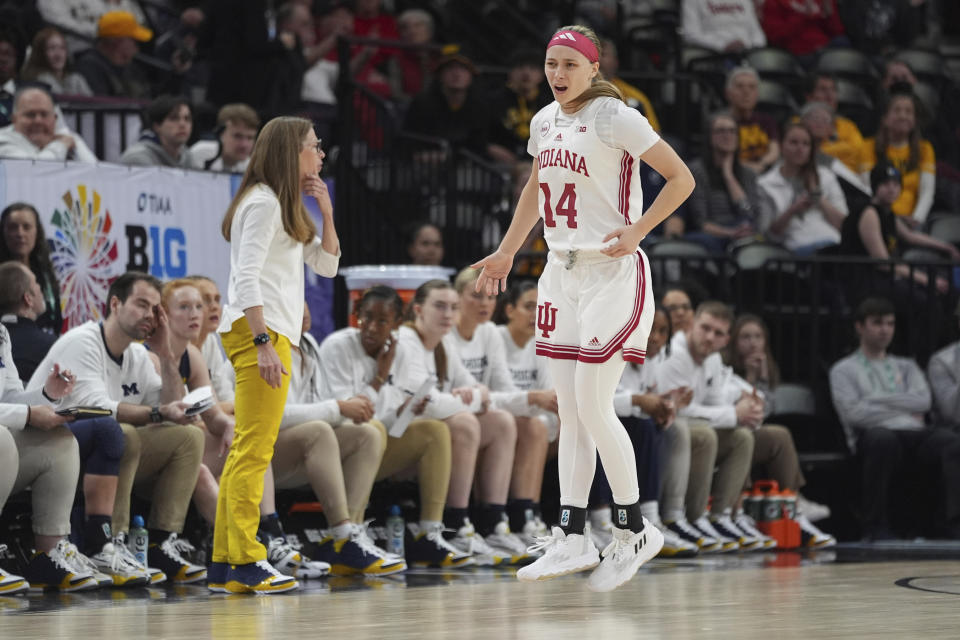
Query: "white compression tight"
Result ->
[[549, 353, 640, 508]]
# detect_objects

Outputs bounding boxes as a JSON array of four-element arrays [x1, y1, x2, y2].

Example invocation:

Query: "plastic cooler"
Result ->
[[340, 264, 455, 326]]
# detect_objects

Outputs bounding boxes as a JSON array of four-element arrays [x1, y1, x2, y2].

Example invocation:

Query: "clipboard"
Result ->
[[390, 377, 435, 438], [56, 406, 113, 420]]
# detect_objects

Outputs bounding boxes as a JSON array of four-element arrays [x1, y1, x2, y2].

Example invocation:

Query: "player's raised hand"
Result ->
[[600, 224, 644, 258], [470, 249, 514, 296]]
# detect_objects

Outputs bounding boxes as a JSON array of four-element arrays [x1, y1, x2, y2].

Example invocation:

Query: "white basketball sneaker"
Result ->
[[516, 526, 600, 582], [587, 519, 664, 592]]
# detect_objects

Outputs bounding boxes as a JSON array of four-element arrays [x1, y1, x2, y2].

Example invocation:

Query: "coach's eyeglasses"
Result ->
[[303, 139, 323, 153]]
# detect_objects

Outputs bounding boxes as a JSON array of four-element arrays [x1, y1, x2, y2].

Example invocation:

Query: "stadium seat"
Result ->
[[745, 48, 806, 87], [929, 215, 960, 244], [756, 80, 798, 125], [892, 49, 948, 87], [834, 79, 875, 134], [815, 49, 879, 84]]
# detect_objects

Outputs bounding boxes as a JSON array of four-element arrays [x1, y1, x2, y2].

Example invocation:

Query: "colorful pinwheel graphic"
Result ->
[[48, 185, 119, 331]]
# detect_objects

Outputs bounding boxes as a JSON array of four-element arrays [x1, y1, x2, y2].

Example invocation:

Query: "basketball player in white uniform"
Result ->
[[472, 25, 695, 592]]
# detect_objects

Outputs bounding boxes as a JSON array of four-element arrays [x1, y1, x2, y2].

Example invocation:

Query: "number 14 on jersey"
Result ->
[[540, 182, 578, 229]]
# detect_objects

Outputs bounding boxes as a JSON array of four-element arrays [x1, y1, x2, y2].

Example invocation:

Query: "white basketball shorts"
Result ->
[[534, 249, 654, 364]]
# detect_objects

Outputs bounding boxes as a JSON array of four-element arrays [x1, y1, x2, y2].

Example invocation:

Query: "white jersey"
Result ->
[[528, 97, 660, 253], [201, 332, 235, 403], [445, 323, 530, 415], [281, 333, 342, 430], [27, 321, 162, 415], [0, 324, 50, 430]]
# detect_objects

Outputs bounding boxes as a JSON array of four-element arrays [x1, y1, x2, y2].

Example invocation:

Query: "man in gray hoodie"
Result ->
[[830, 296, 960, 540], [928, 300, 960, 431], [120, 94, 199, 169]]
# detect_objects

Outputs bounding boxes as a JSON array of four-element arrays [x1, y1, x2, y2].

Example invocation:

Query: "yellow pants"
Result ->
[[212, 317, 291, 565]]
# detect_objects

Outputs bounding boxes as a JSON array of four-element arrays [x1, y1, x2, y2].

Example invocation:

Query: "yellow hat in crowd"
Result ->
[[97, 11, 153, 42]]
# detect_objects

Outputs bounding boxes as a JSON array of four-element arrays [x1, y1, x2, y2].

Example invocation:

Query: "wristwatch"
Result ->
[[150, 406, 163, 423], [253, 333, 271, 346]]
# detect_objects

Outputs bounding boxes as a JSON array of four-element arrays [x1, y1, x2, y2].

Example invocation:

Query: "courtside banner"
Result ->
[[0, 158, 233, 330]]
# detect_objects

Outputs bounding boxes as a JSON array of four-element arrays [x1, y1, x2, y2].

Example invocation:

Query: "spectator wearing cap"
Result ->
[[725, 66, 780, 175], [928, 300, 960, 431], [403, 51, 489, 157], [839, 161, 959, 285], [121, 94, 199, 168], [598, 38, 661, 133], [74, 10, 154, 98], [190, 103, 259, 173], [487, 48, 552, 166], [0, 85, 97, 162]]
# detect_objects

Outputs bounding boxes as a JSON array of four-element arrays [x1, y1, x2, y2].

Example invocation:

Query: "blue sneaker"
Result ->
[[22, 540, 98, 592], [148, 534, 207, 584], [313, 524, 407, 576], [207, 561, 229, 593], [225, 560, 299, 594]]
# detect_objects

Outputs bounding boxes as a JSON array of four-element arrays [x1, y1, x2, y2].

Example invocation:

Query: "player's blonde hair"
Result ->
[[453, 266, 481, 294], [552, 25, 623, 112], [221, 116, 317, 244]]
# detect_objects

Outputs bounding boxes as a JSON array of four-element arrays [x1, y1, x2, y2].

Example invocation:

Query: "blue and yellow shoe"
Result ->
[[224, 561, 299, 594], [313, 524, 407, 576], [148, 534, 207, 584], [22, 540, 99, 592], [405, 523, 474, 569], [207, 561, 229, 593]]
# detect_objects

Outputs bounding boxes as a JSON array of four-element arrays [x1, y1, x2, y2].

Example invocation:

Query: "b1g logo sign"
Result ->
[[124, 192, 187, 279]]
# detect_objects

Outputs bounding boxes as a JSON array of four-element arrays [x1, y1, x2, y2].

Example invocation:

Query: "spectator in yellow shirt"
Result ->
[[859, 90, 936, 228], [598, 38, 661, 133], [804, 72, 863, 172]]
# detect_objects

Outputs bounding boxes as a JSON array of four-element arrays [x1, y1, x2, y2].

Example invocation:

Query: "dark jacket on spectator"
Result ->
[[403, 83, 489, 156], [1, 314, 56, 383], [74, 49, 152, 99], [686, 158, 766, 231]]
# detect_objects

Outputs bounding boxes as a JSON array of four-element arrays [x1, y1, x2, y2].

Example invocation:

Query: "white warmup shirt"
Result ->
[[280, 333, 342, 429], [446, 322, 530, 415], [0, 325, 53, 429], [27, 321, 161, 415], [201, 332, 235, 403], [681, 0, 766, 52], [318, 327, 408, 431], [496, 325, 559, 441], [614, 350, 665, 419], [527, 96, 659, 252], [396, 326, 480, 420], [218, 183, 340, 346], [656, 331, 738, 428]]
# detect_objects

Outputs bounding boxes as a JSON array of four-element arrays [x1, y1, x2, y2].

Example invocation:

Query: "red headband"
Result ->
[[546, 31, 598, 64]]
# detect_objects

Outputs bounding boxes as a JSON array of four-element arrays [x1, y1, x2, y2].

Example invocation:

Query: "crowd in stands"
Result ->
[[0, 0, 958, 598]]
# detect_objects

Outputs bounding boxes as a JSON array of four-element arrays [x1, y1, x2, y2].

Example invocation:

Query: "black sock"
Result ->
[[507, 499, 535, 532], [148, 529, 173, 546], [478, 503, 506, 536], [558, 505, 587, 536], [614, 501, 646, 534], [443, 507, 470, 532], [259, 513, 285, 540], [84, 515, 112, 554]]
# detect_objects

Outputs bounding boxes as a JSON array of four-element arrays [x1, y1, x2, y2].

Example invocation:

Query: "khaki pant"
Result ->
[[660, 419, 717, 521], [682, 421, 754, 519], [113, 422, 204, 534], [3, 425, 79, 537], [213, 317, 291, 564], [752, 424, 805, 491], [272, 420, 386, 525], [376, 419, 451, 523]]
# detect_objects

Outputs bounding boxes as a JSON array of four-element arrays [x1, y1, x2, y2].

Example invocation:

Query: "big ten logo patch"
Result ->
[[125, 192, 187, 279], [560, 509, 570, 527], [537, 302, 558, 338], [618, 509, 628, 526]]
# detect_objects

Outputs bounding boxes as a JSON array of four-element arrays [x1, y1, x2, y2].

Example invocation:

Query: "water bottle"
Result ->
[[129, 515, 149, 566], [385, 505, 405, 557]]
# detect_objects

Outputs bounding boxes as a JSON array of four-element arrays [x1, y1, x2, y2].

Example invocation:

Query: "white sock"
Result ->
[[640, 501, 659, 525], [420, 520, 443, 532], [663, 508, 684, 523], [331, 522, 353, 540]]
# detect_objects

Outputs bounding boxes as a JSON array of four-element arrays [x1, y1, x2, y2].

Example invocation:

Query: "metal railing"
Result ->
[[58, 98, 146, 163]]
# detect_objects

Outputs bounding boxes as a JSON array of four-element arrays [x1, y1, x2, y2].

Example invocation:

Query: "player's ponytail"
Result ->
[[555, 25, 624, 112]]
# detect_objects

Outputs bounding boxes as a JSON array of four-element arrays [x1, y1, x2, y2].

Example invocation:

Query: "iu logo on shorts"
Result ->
[[537, 302, 558, 338]]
